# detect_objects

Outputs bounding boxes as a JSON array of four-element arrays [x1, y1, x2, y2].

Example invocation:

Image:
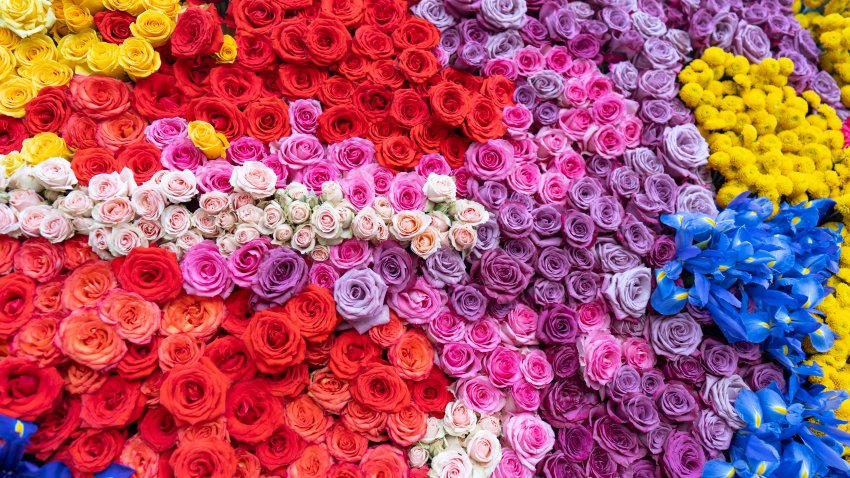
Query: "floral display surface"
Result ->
[[5, 0, 850, 476]]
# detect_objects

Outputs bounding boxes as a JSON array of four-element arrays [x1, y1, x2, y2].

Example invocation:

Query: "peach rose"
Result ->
[[58, 308, 127, 371], [285, 394, 333, 443], [386, 404, 427, 446], [119, 435, 160, 478], [14, 238, 64, 281], [288, 443, 332, 478], [410, 227, 440, 258], [161, 294, 226, 340], [61, 260, 117, 309], [307, 367, 351, 413], [234, 449, 263, 478], [98, 290, 162, 344], [158, 333, 205, 371], [177, 417, 230, 444], [387, 329, 434, 381], [325, 423, 368, 463], [390, 210, 430, 241], [11, 314, 62, 366], [64, 362, 108, 394]]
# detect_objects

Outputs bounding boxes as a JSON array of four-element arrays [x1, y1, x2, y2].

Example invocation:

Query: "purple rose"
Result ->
[[663, 356, 706, 386], [600, 6, 631, 31], [656, 381, 699, 422], [648, 313, 703, 359], [556, 424, 593, 461], [607, 167, 641, 200], [744, 363, 787, 392], [473, 219, 501, 256], [644, 173, 679, 213], [412, 0, 455, 30], [466, 139, 515, 181], [531, 205, 562, 238], [688, 9, 715, 46], [636, 69, 678, 100], [700, 337, 739, 377], [618, 214, 655, 255], [441, 342, 482, 378], [472, 248, 533, 303], [607, 364, 641, 402], [535, 247, 571, 281], [485, 30, 524, 59], [603, 267, 651, 319], [701, 375, 748, 429], [530, 278, 566, 306], [625, 147, 665, 177], [642, 423, 672, 455], [566, 246, 596, 270], [633, 10, 667, 37], [541, 377, 595, 427], [596, 242, 642, 273], [732, 340, 765, 364], [640, 369, 666, 396], [513, 83, 538, 109], [547, 344, 580, 379], [457, 18, 489, 44], [586, 155, 616, 179], [694, 410, 733, 452], [588, 196, 624, 231], [450, 284, 488, 321], [520, 17, 549, 47], [593, 416, 647, 467], [649, 235, 677, 268], [666, 29, 692, 56], [333, 268, 389, 333], [677, 184, 718, 217], [498, 201, 534, 239], [733, 21, 770, 62], [228, 238, 272, 288], [540, 3, 579, 40], [469, 179, 509, 210], [503, 238, 539, 265], [626, 461, 660, 478], [535, 102, 560, 126], [636, 38, 681, 70], [539, 452, 585, 478], [423, 248, 467, 288], [623, 395, 661, 433], [661, 432, 706, 478], [639, 99, 673, 124], [562, 210, 597, 248], [537, 303, 579, 344], [710, 12, 738, 50], [252, 247, 308, 305], [181, 241, 235, 298], [371, 242, 416, 293], [456, 42, 487, 69], [662, 124, 709, 179], [568, 33, 600, 59], [586, 446, 618, 478], [566, 271, 600, 303], [811, 70, 842, 105]]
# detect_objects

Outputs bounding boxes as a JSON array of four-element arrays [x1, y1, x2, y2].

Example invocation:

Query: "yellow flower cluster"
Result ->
[[678, 47, 850, 219], [0, 132, 72, 175], [795, 0, 850, 107]]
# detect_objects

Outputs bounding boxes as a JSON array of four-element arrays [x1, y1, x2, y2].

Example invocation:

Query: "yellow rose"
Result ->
[[188, 121, 229, 159], [0, 45, 14, 82], [214, 34, 237, 64], [56, 28, 98, 66], [0, 0, 55, 38], [0, 27, 20, 49], [25, 59, 73, 88], [21, 132, 72, 164], [60, 2, 94, 32], [12, 33, 56, 67], [117, 36, 160, 79], [0, 76, 35, 117], [0, 152, 25, 176], [83, 41, 122, 77], [102, 0, 144, 15], [130, 10, 175, 48], [68, 0, 105, 14], [142, 0, 179, 17]]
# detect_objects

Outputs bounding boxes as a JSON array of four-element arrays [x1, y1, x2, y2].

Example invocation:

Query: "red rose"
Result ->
[[350, 364, 411, 413], [337, 53, 370, 81], [258, 70, 283, 97], [61, 113, 98, 150], [304, 17, 351, 66], [62, 234, 98, 270], [255, 425, 305, 471], [243, 306, 306, 374], [160, 358, 230, 425], [132, 73, 188, 121], [235, 33, 278, 72], [68, 428, 126, 473], [329, 331, 381, 380], [67, 75, 132, 120], [392, 18, 440, 50], [462, 93, 507, 142], [440, 134, 468, 168], [225, 379, 283, 444], [386, 404, 427, 446], [360, 444, 409, 478], [397, 48, 440, 84], [171, 6, 224, 58], [317, 105, 368, 144], [389, 89, 430, 128], [442, 67, 483, 92], [28, 397, 82, 460], [0, 272, 36, 339], [139, 406, 179, 453], [368, 59, 405, 89], [278, 64, 328, 100], [409, 368, 452, 416], [95, 111, 147, 152], [376, 135, 418, 171], [481, 74, 516, 108], [283, 284, 340, 344], [0, 235, 18, 275], [116, 338, 162, 380], [230, 0, 285, 33], [352, 26, 394, 60], [23, 86, 69, 134], [205, 335, 257, 381], [244, 96, 291, 143], [320, 0, 363, 27], [329, 463, 365, 478], [367, 117, 404, 145], [428, 81, 471, 127], [186, 97, 247, 141], [170, 439, 237, 478], [0, 358, 62, 420], [363, 0, 406, 33], [341, 401, 387, 442], [0, 116, 26, 154], [305, 334, 335, 366], [352, 83, 393, 121], [93, 11, 134, 43], [118, 142, 163, 184], [173, 57, 216, 98], [81, 375, 145, 428], [209, 65, 263, 108], [319, 76, 356, 107], [114, 247, 183, 303], [268, 363, 309, 397], [271, 18, 309, 64], [15, 238, 64, 282], [222, 288, 253, 337], [411, 120, 448, 153], [325, 423, 367, 463]]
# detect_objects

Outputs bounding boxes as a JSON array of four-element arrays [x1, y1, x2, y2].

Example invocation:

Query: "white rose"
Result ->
[[321, 180, 344, 204], [58, 190, 93, 216], [429, 211, 451, 232], [424, 173, 457, 203], [159, 170, 198, 203], [259, 202, 284, 234], [230, 161, 276, 199], [159, 242, 183, 260], [464, 430, 501, 475], [233, 224, 261, 244], [452, 200, 489, 226], [372, 196, 394, 220], [236, 204, 263, 225], [291, 224, 316, 253], [408, 445, 430, 468], [443, 402, 477, 437], [311, 203, 341, 240], [216, 234, 240, 256], [199, 191, 230, 214], [288, 201, 311, 224], [351, 207, 380, 240], [192, 209, 219, 237], [38, 211, 74, 243], [430, 448, 473, 478], [0, 204, 19, 235], [88, 171, 131, 201], [9, 165, 39, 192], [176, 230, 204, 250], [108, 224, 148, 256], [272, 224, 293, 245], [337, 204, 354, 230], [0, 169, 8, 191], [33, 158, 76, 191], [130, 184, 166, 221], [421, 417, 446, 444], [71, 217, 94, 234], [161, 205, 191, 239]]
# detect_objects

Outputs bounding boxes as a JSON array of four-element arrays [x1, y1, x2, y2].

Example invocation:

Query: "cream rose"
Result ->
[[424, 173, 457, 203], [159, 170, 198, 203], [443, 402, 477, 437], [92, 197, 134, 225], [230, 161, 276, 199], [33, 157, 76, 191], [391, 210, 431, 241], [130, 184, 166, 221], [199, 191, 230, 215], [453, 200, 489, 226]]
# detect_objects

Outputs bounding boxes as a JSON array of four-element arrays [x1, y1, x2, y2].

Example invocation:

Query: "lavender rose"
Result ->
[[676, 184, 718, 217], [472, 248, 533, 302], [700, 337, 739, 377], [450, 284, 488, 321], [371, 242, 415, 293], [556, 424, 592, 461], [661, 432, 706, 478], [423, 248, 467, 288], [334, 268, 389, 333], [562, 210, 597, 248], [744, 363, 787, 392], [701, 375, 748, 429], [567, 271, 600, 303], [253, 247, 308, 304], [593, 416, 647, 466], [694, 410, 733, 452], [648, 313, 703, 359], [537, 303, 579, 344], [733, 21, 771, 62], [656, 381, 699, 422], [498, 201, 533, 239], [503, 238, 538, 264], [623, 395, 661, 433], [603, 267, 651, 319]]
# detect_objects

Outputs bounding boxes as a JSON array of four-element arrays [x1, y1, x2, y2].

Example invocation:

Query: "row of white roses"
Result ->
[[0, 156, 490, 259]]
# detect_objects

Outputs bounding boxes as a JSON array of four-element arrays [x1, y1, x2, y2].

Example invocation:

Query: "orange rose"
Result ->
[[0, 357, 63, 420], [386, 404, 427, 446], [329, 463, 365, 478], [11, 314, 62, 366], [307, 367, 351, 413], [141, 370, 165, 404], [255, 425, 305, 471], [28, 397, 81, 460], [0, 235, 18, 274], [268, 363, 309, 398], [69, 428, 126, 473], [329, 330, 381, 380], [359, 444, 408, 478], [225, 379, 283, 444], [34, 279, 64, 314], [99, 290, 161, 345], [205, 335, 257, 382], [81, 375, 145, 428], [283, 285, 340, 344], [160, 358, 230, 425], [428, 82, 470, 127], [0, 272, 36, 339], [397, 48, 439, 84], [387, 329, 434, 381], [63, 234, 98, 270], [376, 135, 418, 171], [305, 334, 334, 367], [63, 363, 108, 394], [222, 288, 253, 338], [368, 311, 405, 348], [177, 417, 229, 444], [481, 75, 515, 108], [119, 435, 160, 478], [325, 423, 367, 463], [243, 306, 305, 374], [139, 406, 178, 453], [14, 238, 65, 282], [341, 401, 387, 443], [59, 308, 127, 371], [462, 93, 506, 142], [161, 294, 225, 340], [285, 394, 333, 443], [117, 338, 161, 380], [170, 439, 237, 478], [350, 364, 411, 413], [61, 260, 117, 310], [288, 443, 332, 478], [158, 333, 205, 371], [233, 449, 262, 478], [95, 111, 147, 152]]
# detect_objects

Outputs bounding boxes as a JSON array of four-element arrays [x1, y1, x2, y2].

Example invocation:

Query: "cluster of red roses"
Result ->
[[0, 236, 453, 477]]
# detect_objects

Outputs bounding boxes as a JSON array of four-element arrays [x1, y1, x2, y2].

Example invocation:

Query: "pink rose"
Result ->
[[502, 413, 555, 470], [581, 331, 623, 389]]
